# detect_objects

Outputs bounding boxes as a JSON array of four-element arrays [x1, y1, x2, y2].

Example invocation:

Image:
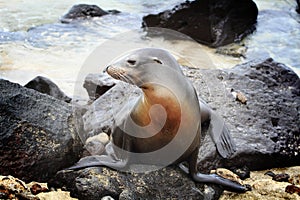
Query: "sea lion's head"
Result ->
[[105, 48, 183, 89]]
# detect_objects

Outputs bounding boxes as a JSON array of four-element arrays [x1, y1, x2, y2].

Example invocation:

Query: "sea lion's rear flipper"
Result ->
[[209, 111, 236, 158], [185, 148, 249, 193]]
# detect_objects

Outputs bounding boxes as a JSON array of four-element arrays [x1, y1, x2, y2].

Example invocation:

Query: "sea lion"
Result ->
[[68, 48, 248, 192]]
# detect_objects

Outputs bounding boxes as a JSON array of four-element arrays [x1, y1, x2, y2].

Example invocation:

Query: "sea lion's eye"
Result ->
[[153, 58, 163, 64], [127, 59, 136, 66]]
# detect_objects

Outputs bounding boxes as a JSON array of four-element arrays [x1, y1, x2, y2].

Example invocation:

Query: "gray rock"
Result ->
[[0, 79, 83, 182], [51, 58, 299, 199], [195, 58, 300, 172], [24, 76, 71, 103], [83, 73, 116, 101], [84, 140, 105, 156], [142, 0, 258, 47]]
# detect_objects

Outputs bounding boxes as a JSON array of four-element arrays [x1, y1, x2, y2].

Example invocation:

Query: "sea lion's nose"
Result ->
[[104, 65, 110, 73]]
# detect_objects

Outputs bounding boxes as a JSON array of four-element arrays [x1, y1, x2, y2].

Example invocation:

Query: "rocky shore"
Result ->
[[1, 167, 299, 200], [1, 57, 299, 199]]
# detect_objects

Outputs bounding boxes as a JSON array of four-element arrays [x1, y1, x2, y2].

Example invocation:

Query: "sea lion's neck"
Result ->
[[141, 85, 181, 107], [131, 84, 182, 127]]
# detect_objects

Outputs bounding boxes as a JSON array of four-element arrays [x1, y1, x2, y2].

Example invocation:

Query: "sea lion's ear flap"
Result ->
[[153, 58, 163, 64]]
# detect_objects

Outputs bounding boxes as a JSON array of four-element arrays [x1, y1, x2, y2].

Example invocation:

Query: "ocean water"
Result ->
[[0, 0, 299, 96]]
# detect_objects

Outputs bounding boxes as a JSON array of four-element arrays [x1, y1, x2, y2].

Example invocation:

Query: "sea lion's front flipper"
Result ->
[[65, 154, 128, 171], [66, 142, 129, 171], [209, 111, 236, 158], [200, 100, 236, 158]]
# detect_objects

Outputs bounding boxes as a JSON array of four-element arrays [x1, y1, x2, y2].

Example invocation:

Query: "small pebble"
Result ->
[[285, 185, 300, 195], [86, 132, 110, 145], [265, 171, 290, 182], [29, 182, 49, 195], [231, 89, 247, 104], [101, 196, 115, 200], [236, 92, 247, 104], [85, 141, 105, 155], [231, 166, 250, 180], [289, 174, 300, 185]]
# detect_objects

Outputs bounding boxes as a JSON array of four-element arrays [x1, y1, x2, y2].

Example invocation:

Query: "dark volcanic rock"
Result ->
[[61, 4, 120, 23], [142, 0, 258, 47], [24, 76, 71, 103], [51, 58, 299, 199], [188, 58, 300, 174], [50, 167, 221, 200], [0, 79, 83, 182], [297, 0, 300, 14]]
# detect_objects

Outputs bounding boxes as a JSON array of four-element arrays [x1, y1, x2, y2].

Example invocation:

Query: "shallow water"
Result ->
[[0, 0, 299, 96], [245, 0, 300, 72]]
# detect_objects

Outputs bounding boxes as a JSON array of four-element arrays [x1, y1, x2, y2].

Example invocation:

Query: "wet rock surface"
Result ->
[[142, 0, 258, 47], [61, 4, 120, 23], [0, 79, 82, 182], [50, 58, 299, 199], [25, 76, 72, 103]]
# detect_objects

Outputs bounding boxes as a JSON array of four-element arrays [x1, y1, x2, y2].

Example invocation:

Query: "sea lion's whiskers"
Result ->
[[119, 74, 133, 85], [117, 74, 123, 81], [120, 74, 130, 83]]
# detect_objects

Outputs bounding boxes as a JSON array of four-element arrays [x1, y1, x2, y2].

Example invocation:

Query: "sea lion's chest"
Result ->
[[111, 85, 201, 154], [127, 94, 199, 153]]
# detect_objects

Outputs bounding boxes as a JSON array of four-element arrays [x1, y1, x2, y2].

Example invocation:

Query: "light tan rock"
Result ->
[[0, 175, 77, 200], [220, 166, 300, 200], [37, 189, 77, 200], [211, 168, 243, 185], [86, 132, 110, 145]]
